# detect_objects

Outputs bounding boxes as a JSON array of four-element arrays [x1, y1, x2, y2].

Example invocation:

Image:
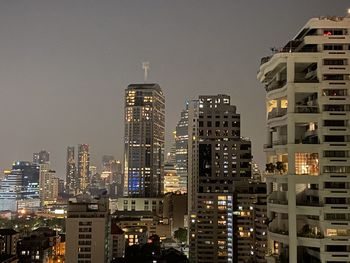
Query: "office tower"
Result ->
[[258, 16, 350, 263], [0, 170, 22, 211], [188, 95, 252, 263], [66, 193, 110, 263], [78, 144, 90, 193], [175, 103, 189, 193], [0, 161, 40, 211], [124, 83, 165, 197], [33, 150, 50, 164], [66, 146, 77, 195]]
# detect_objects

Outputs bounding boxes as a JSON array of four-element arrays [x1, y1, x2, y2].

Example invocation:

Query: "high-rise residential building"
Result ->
[[258, 16, 350, 263], [187, 95, 253, 263], [39, 163, 59, 204], [78, 144, 90, 193], [66, 146, 77, 195], [66, 193, 110, 263], [124, 83, 165, 197], [175, 103, 189, 193], [235, 182, 267, 263], [33, 150, 50, 165]]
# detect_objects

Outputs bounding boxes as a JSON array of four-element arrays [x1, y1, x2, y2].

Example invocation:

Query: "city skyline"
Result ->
[[0, 1, 348, 177]]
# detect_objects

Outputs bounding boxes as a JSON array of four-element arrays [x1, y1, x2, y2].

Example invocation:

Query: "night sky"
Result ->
[[0, 1, 348, 177]]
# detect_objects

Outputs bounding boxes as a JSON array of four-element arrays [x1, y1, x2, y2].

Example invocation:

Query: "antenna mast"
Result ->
[[142, 62, 150, 82]]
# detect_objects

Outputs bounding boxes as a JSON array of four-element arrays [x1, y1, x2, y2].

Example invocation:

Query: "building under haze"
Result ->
[[175, 103, 189, 194], [0, 161, 40, 211], [33, 150, 50, 165], [66, 146, 77, 195], [124, 83, 165, 197], [78, 144, 90, 193], [187, 95, 253, 263], [258, 16, 350, 263]]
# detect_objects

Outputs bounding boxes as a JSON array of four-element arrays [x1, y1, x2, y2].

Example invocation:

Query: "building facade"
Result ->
[[66, 194, 110, 263], [66, 146, 77, 195], [175, 103, 189, 193], [258, 16, 350, 263], [187, 95, 253, 263], [0, 161, 40, 211], [124, 84, 165, 197], [33, 150, 50, 165], [78, 144, 90, 193]]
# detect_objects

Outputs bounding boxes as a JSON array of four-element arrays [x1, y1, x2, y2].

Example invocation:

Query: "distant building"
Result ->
[[110, 197, 163, 217], [77, 144, 90, 193], [124, 83, 165, 197], [39, 164, 59, 205], [175, 103, 189, 193], [0, 161, 40, 211], [33, 150, 50, 165], [66, 193, 110, 263], [110, 160, 123, 198], [163, 193, 188, 232], [102, 155, 114, 172], [66, 146, 77, 195], [163, 162, 180, 194]]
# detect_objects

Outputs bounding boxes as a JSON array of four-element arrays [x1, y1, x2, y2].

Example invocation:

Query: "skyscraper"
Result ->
[[66, 146, 77, 195], [187, 95, 252, 263], [258, 16, 350, 263], [78, 144, 90, 193], [124, 84, 165, 197], [175, 102, 189, 193]]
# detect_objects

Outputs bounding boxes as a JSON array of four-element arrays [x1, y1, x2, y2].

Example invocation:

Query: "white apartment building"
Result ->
[[258, 16, 350, 263]]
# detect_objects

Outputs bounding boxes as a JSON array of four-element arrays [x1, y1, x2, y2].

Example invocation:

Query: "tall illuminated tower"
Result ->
[[78, 144, 90, 193], [124, 83, 165, 197], [66, 146, 77, 195]]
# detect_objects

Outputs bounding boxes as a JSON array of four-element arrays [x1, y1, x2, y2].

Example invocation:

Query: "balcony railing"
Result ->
[[295, 106, 319, 113], [266, 80, 287, 92], [268, 108, 287, 119], [296, 201, 322, 207]]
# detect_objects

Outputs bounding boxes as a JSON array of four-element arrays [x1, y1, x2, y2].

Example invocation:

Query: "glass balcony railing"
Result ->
[[295, 106, 319, 113]]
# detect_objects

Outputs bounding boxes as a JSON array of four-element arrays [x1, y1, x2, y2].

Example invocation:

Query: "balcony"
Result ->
[[266, 80, 287, 92], [268, 108, 287, 119], [268, 191, 288, 205], [295, 106, 318, 113]]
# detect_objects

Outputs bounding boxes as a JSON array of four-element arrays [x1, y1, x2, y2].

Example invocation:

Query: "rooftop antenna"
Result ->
[[142, 62, 150, 82]]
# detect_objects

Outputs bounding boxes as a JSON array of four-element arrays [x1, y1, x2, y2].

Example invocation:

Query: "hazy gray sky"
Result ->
[[0, 0, 348, 177]]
